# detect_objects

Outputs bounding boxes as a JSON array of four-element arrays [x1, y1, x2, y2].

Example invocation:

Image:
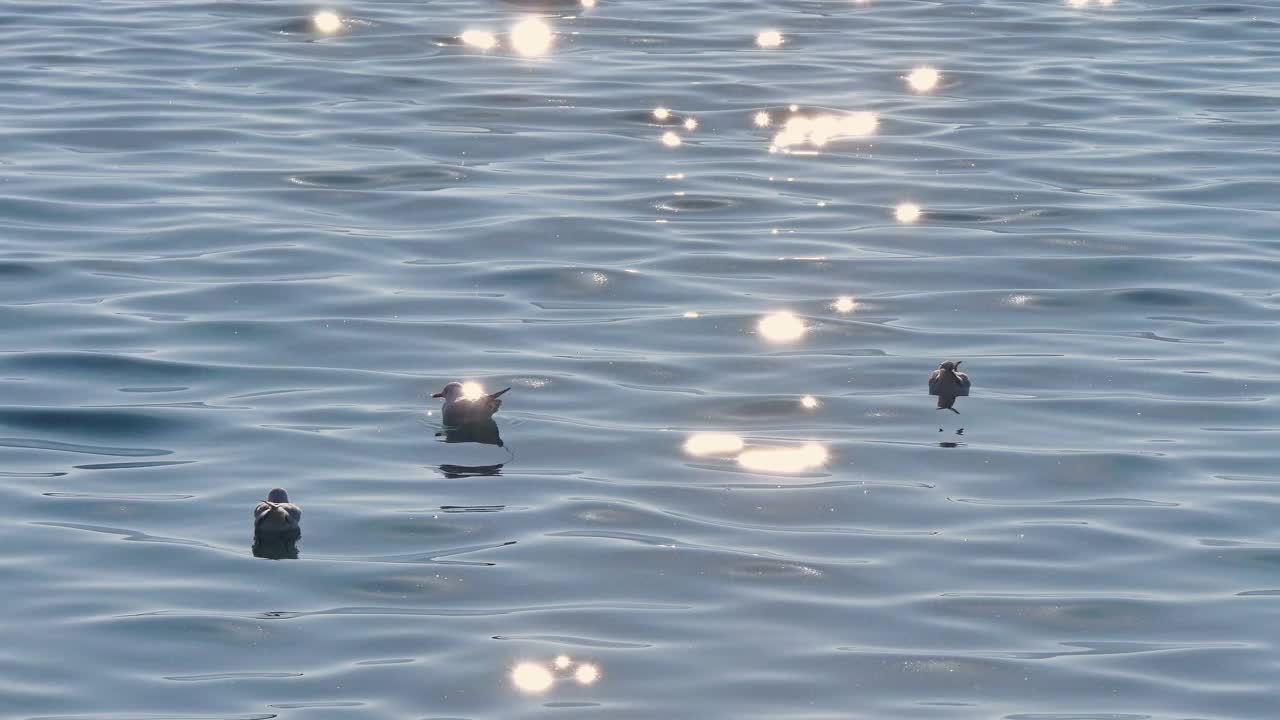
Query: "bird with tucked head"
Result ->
[[928, 361, 971, 413], [254, 487, 301, 535]]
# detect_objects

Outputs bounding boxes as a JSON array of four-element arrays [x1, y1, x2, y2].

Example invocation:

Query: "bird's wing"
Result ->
[[485, 387, 510, 414], [928, 370, 944, 395], [955, 371, 971, 396], [254, 501, 277, 526]]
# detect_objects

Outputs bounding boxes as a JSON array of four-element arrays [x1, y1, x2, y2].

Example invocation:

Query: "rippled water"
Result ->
[[3, 0, 1279, 717]]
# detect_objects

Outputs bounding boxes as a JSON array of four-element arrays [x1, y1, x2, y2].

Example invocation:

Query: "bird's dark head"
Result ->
[[939, 361, 960, 371], [266, 488, 289, 503], [432, 382, 465, 401]]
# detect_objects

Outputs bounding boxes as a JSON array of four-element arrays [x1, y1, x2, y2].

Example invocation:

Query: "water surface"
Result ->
[[2, 0, 1279, 717]]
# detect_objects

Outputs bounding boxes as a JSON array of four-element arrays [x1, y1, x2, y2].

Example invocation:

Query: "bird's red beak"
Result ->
[[431, 392, 444, 398]]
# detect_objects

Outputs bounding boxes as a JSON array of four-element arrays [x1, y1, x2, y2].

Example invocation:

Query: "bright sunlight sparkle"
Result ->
[[511, 17, 553, 56], [313, 11, 341, 34]]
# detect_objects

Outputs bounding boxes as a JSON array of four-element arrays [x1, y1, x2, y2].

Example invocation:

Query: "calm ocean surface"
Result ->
[[3, 0, 1279, 717]]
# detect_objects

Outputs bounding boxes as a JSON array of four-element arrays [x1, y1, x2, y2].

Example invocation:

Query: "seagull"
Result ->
[[928, 360, 971, 414], [254, 488, 302, 534], [432, 382, 510, 426]]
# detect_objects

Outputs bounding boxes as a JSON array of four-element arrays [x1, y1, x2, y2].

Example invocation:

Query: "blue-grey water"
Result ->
[[3, 0, 1279, 717]]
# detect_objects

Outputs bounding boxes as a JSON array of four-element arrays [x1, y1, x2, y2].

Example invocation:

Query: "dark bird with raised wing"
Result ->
[[432, 382, 510, 426], [254, 487, 302, 535], [928, 361, 971, 414]]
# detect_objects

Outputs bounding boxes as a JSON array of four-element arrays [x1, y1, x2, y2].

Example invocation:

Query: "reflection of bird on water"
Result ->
[[438, 462, 505, 479], [436, 418, 507, 478], [928, 360, 971, 413], [432, 382, 510, 426], [253, 488, 301, 560], [439, 417, 504, 447]]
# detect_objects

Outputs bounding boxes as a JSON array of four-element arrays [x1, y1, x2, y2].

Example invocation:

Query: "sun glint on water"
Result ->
[[575, 663, 601, 685], [511, 18, 553, 56], [738, 443, 829, 473], [758, 311, 806, 342], [684, 432, 745, 456], [461, 30, 497, 50], [312, 11, 341, 34], [895, 203, 923, 224], [512, 662, 555, 693], [907, 66, 941, 92], [756, 30, 784, 48], [771, 112, 877, 152]]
